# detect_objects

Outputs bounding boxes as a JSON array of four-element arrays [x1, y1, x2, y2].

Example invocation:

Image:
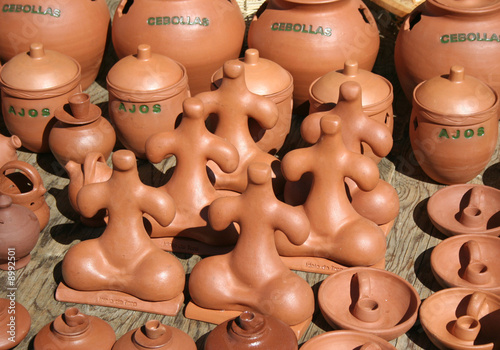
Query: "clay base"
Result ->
[[184, 302, 312, 340], [0, 254, 31, 271], [55, 282, 184, 316], [280, 256, 385, 275], [152, 237, 234, 255]]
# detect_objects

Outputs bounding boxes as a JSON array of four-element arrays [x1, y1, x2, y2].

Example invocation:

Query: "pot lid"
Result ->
[[55, 93, 101, 125], [0, 43, 81, 90], [428, 0, 500, 12]]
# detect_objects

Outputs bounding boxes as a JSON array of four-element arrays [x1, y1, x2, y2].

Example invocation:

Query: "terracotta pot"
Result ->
[[410, 66, 498, 184], [248, 0, 380, 114], [300, 330, 397, 350], [111, 0, 245, 96], [0, 0, 109, 90], [34, 307, 115, 350], [0, 43, 81, 153], [0, 134, 21, 168], [107, 45, 189, 158], [0, 298, 31, 349], [0, 160, 50, 230], [395, 0, 500, 100]]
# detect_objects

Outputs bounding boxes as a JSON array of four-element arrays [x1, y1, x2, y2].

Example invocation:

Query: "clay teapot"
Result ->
[[300, 330, 397, 350], [0, 298, 31, 349], [0, 134, 21, 168], [34, 307, 115, 350], [111, 0, 245, 96]]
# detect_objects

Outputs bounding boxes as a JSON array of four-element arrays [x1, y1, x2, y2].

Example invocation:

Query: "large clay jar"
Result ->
[[107, 44, 189, 158], [0, 298, 31, 349], [248, 0, 380, 114], [395, 0, 500, 100], [49, 92, 116, 167], [410, 66, 499, 184], [0, 0, 109, 89], [111, 0, 245, 96], [0, 134, 21, 168], [0, 43, 81, 153]]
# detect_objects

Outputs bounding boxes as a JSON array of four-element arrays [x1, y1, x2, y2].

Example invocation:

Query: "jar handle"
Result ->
[[115, 0, 133, 17], [83, 152, 108, 185], [0, 160, 46, 196]]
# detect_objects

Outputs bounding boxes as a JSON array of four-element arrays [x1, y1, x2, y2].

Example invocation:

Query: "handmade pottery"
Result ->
[[0, 43, 82, 153], [248, 0, 380, 113], [107, 44, 190, 158], [111, 0, 245, 95], [56, 150, 185, 315], [0, 134, 21, 168], [113, 320, 196, 350], [428, 184, 500, 237], [49, 92, 116, 167], [0, 160, 50, 230], [318, 267, 421, 341], [410, 66, 498, 184], [420, 288, 500, 349], [0, 194, 39, 270], [0, 298, 30, 349], [211, 49, 294, 154], [204, 311, 298, 350], [34, 307, 115, 350], [300, 330, 397, 350]]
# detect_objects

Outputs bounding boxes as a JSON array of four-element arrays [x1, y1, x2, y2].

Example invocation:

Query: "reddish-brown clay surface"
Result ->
[[0, 298, 30, 349], [0, 134, 21, 169], [300, 330, 397, 350]]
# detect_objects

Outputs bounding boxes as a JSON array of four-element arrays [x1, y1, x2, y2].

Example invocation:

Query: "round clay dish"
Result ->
[[300, 330, 396, 350]]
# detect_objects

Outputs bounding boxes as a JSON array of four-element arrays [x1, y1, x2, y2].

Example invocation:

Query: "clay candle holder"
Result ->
[[0, 134, 21, 169], [0, 298, 30, 349], [300, 330, 397, 350]]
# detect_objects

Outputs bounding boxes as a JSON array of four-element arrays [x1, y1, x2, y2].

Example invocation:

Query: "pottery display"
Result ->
[[420, 288, 500, 349], [111, 0, 245, 96], [49, 92, 116, 167], [113, 319, 196, 350], [211, 48, 294, 154], [0, 160, 50, 230], [34, 307, 115, 350], [107, 44, 190, 158], [300, 330, 397, 350], [0, 298, 30, 349], [318, 267, 421, 341], [247, 0, 380, 113], [0, 43, 82, 153], [0, 134, 21, 168], [204, 311, 298, 350], [56, 150, 185, 315]]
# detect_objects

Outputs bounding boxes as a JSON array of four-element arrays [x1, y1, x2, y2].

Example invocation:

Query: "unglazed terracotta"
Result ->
[[248, 0, 380, 113], [300, 330, 397, 350], [113, 319, 196, 350], [0, 43, 82, 153], [49, 92, 116, 167], [0, 134, 21, 168], [318, 267, 421, 341], [56, 150, 185, 315], [107, 44, 190, 158], [34, 307, 115, 350], [395, 0, 500, 100], [204, 311, 298, 350], [428, 184, 500, 237], [186, 162, 314, 338], [0, 298, 30, 349], [420, 288, 500, 349], [410, 66, 498, 184], [0, 160, 50, 230], [211, 49, 294, 154], [112, 0, 245, 96]]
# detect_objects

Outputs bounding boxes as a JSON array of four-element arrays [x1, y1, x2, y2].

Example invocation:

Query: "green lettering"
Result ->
[[22, 5, 30, 12], [279, 23, 285, 31], [9, 4, 15, 12], [477, 127, 485, 136], [271, 23, 279, 31], [53, 8, 60, 17], [2, 4, 9, 12], [164, 16, 170, 25], [285, 23, 292, 31], [18, 108, 25, 117], [324, 27, 332, 37], [153, 104, 161, 113], [193, 17, 202, 25], [202, 18, 209, 26], [156, 16, 162, 25], [477, 32, 486, 41], [118, 103, 127, 112], [139, 105, 149, 114], [8, 106, 15, 114], [302, 25, 308, 33], [15, 5, 22, 12], [28, 109, 38, 118], [452, 130, 460, 139], [293, 24, 301, 32], [44, 7, 52, 16], [308, 25, 316, 34], [491, 33, 499, 42], [458, 33, 466, 42], [464, 129, 474, 138], [316, 26, 324, 35], [42, 108, 50, 117], [467, 33, 476, 41], [438, 129, 449, 138], [172, 16, 179, 24], [440, 35, 450, 43], [450, 34, 458, 42], [129, 104, 136, 113], [147, 17, 155, 25]]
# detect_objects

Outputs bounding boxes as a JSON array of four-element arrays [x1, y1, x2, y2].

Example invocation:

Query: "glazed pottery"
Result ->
[[49, 92, 116, 167], [410, 66, 499, 184], [0, 160, 50, 230], [111, 0, 245, 95], [34, 307, 115, 350], [0, 43, 81, 153], [248, 0, 380, 113], [204, 311, 298, 349], [211, 49, 294, 154], [0, 298, 30, 349], [0, 0, 109, 89], [428, 184, 500, 236], [0, 134, 21, 168], [420, 288, 500, 349], [395, 0, 500, 100], [431, 235, 500, 295], [56, 150, 185, 315], [318, 267, 421, 341], [107, 44, 190, 158], [300, 330, 397, 350], [113, 320, 196, 350]]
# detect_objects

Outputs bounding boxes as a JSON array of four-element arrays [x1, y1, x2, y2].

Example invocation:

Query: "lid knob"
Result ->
[[449, 65, 465, 83], [29, 43, 45, 59], [343, 60, 359, 77]]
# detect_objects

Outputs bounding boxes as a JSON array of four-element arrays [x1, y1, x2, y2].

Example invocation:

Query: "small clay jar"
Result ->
[[410, 66, 499, 184], [113, 320, 196, 350], [0, 43, 82, 153], [107, 44, 190, 158], [49, 92, 116, 167], [0, 298, 31, 349], [211, 49, 294, 154], [34, 307, 116, 350], [0, 134, 21, 168], [300, 330, 397, 350]]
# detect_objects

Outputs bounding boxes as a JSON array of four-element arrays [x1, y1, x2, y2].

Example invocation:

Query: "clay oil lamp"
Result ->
[[318, 267, 421, 341], [300, 330, 397, 350], [0, 134, 21, 168], [0, 298, 30, 349]]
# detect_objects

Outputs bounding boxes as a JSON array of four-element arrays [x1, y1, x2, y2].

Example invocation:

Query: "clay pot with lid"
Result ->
[[0, 134, 21, 168], [300, 330, 397, 350], [0, 298, 30, 349], [0, 43, 82, 153], [34, 307, 115, 350], [111, 0, 245, 96], [107, 44, 190, 158], [410, 66, 498, 184]]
